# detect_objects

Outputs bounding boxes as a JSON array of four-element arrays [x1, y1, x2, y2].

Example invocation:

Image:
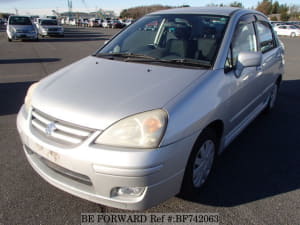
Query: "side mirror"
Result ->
[[235, 51, 262, 77]]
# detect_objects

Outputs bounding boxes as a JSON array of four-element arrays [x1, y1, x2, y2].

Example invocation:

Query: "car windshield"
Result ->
[[41, 20, 58, 25], [9, 17, 32, 25], [97, 14, 229, 67]]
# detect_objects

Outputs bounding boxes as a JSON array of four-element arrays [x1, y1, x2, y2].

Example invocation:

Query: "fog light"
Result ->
[[111, 187, 145, 197]]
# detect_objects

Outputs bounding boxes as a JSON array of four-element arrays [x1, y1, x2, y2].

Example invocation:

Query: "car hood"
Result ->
[[32, 56, 207, 130]]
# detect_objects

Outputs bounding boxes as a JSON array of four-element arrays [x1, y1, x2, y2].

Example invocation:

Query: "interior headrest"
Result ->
[[174, 26, 191, 40]]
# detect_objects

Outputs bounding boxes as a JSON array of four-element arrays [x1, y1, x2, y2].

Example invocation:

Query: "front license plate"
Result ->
[[28, 140, 61, 163]]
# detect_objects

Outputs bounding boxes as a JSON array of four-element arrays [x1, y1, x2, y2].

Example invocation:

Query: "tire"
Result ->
[[179, 128, 217, 199], [264, 82, 279, 114], [291, 32, 296, 38], [8, 37, 12, 42]]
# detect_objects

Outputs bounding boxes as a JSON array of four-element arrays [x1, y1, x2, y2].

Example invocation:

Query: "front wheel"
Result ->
[[180, 128, 217, 198]]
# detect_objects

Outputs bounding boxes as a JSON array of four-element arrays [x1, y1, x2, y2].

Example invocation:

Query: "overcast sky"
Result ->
[[0, 0, 296, 16]]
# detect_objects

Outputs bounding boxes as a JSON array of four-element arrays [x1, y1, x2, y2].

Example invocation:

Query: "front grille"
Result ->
[[31, 109, 94, 146], [16, 30, 29, 33], [48, 28, 58, 31]]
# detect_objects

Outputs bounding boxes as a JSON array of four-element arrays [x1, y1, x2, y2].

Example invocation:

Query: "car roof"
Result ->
[[9, 15, 30, 18], [149, 7, 257, 17]]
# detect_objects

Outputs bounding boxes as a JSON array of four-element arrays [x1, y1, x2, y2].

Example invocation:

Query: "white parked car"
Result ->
[[274, 25, 300, 37], [68, 19, 77, 26], [124, 19, 135, 26], [101, 19, 111, 28]]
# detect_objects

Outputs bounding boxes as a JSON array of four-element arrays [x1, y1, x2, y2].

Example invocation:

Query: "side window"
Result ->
[[256, 21, 276, 53], [225, 21, 257, 69]]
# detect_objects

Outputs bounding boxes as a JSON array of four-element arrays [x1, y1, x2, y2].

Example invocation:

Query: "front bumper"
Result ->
[[17, 106, 196, 210], [10, 32, 37, 40], [40, 29, 64, 36]]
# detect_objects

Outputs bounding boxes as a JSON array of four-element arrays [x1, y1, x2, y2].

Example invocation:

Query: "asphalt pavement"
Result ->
[[0, 26, 299, 225]]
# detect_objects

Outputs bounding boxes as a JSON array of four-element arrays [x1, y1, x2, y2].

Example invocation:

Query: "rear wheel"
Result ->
[[291, 32, 296, 38], [180, 128, 217, 198]]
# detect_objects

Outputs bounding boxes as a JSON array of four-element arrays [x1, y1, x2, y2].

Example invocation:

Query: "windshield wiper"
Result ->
[[165, 58, 211, 67], [95, 53, 211, 68], [95, 52, 158, 60], [125, 57, 211, 68]]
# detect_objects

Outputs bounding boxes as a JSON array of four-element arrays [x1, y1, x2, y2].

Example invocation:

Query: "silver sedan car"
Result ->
[[17, 7, 284, 210], [37, 19, 64, 37], [6, 16, 38, 42]]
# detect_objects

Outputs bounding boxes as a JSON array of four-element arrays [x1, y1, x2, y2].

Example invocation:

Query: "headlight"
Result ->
[[24, 82, 39, 113], [95, 109, 168, 149], [10, 27, 16, 33]]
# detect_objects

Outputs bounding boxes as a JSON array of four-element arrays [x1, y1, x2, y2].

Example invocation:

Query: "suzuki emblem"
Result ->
[[45, 122, 57, 136]]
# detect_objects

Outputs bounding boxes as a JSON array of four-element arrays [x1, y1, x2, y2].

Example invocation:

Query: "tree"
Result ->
[[0, 12, 11, 19], [256, 0, 272, 15], [270, 16, 278, 21], [278, 4, 289, 14], [230, 1, 244, 8], [289, 5, 300, 20], [278, 3, 290, 21], [280, 11, 290, 21], [272, 1, 280, 14], [120, 5, 171, 19], [120, 9, 129, 18]]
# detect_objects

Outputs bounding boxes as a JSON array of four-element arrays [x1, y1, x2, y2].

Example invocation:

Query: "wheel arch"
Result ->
[[276, 74, 282, 85], [191, 119, 224, 156], [179, 119, 224, 197], [204, 120, 224, 152]]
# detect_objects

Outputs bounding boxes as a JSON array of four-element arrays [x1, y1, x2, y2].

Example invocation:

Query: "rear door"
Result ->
[[254, 17, 282, 100]]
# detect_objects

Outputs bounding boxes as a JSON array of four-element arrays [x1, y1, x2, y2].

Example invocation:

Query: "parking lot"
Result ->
[[0, 25, 299, 225]]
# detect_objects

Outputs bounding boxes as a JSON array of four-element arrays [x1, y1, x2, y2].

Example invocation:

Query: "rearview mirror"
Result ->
[[235, 52, 262, 77]]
